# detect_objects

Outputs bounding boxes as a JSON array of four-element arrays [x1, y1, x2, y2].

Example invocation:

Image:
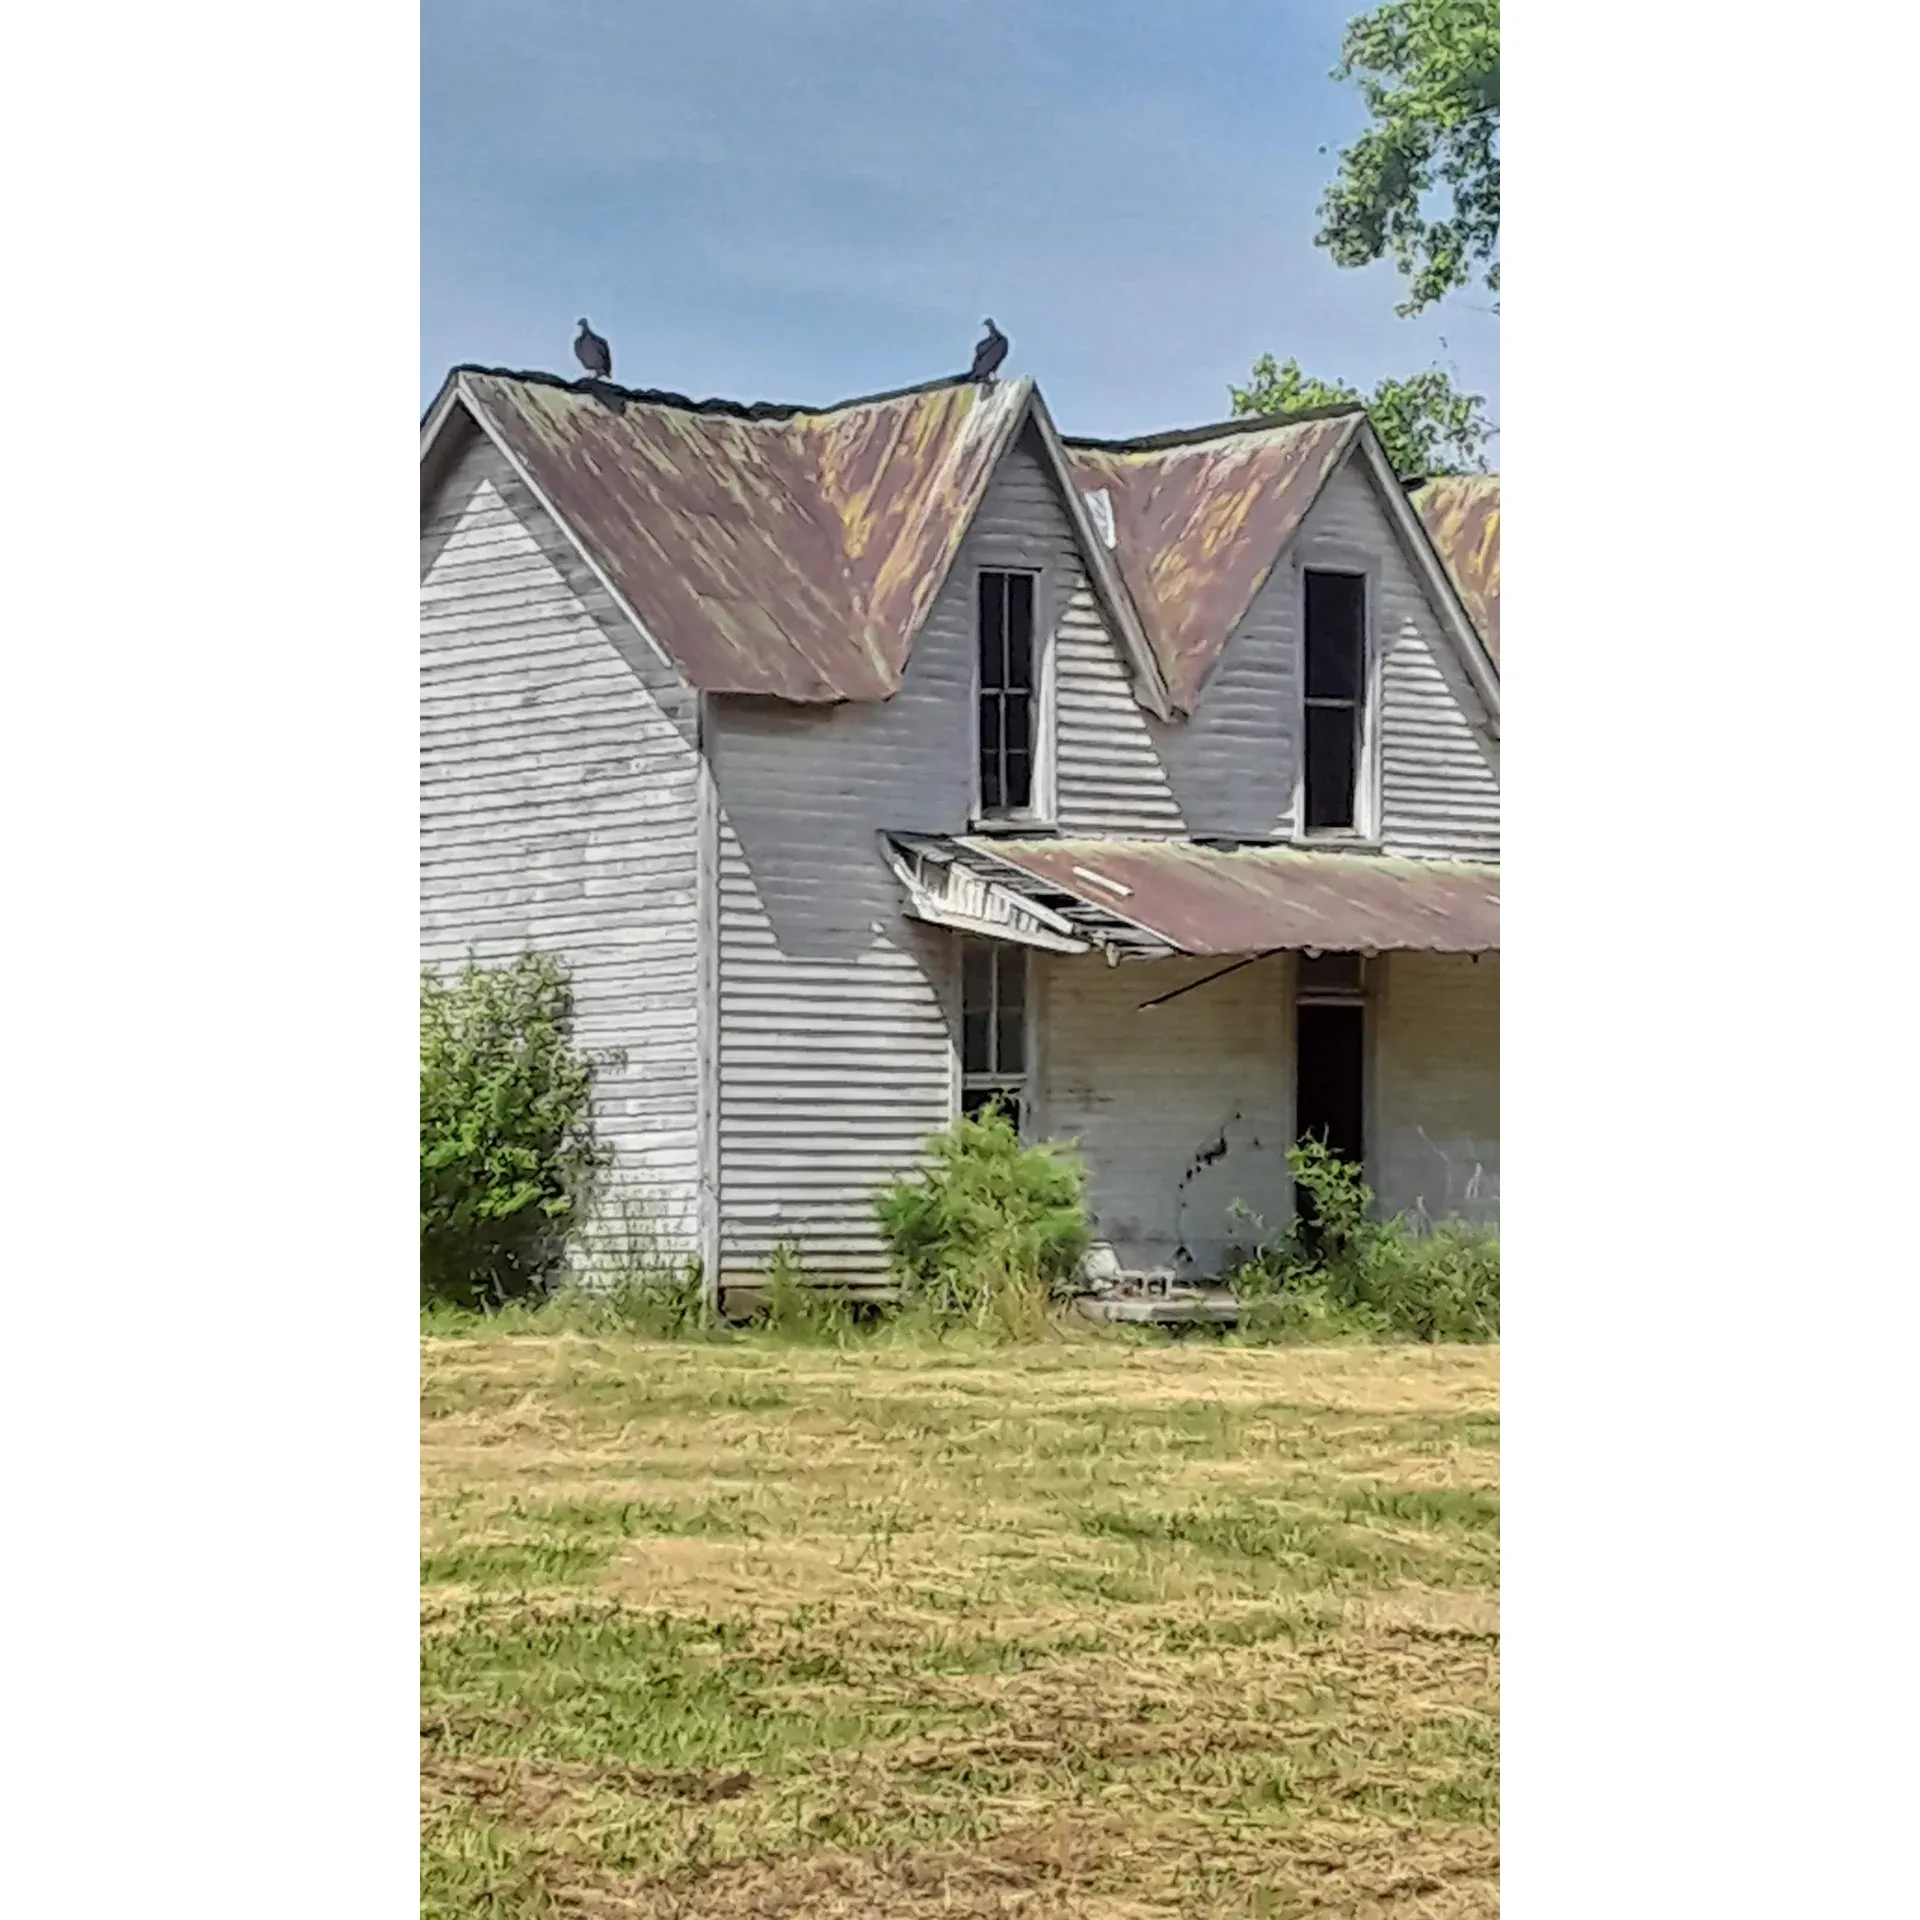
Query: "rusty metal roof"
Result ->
[[449, 367, 1032, 702], [1412, 475, 1500, 665], [431, 367, 1472, 711], [892, 835, 1497, 958], [1064, 412, 1364, 711]]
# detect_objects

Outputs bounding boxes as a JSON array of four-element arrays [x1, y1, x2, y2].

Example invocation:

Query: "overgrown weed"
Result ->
[[1227, 1140, 1499, 1344]]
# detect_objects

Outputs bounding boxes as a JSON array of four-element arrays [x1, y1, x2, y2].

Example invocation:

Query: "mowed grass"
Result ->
[[422, 1333, 1499, 1918]]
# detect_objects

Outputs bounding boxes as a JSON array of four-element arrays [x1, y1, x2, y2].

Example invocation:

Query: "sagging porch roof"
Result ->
[[888, 834, 1499, 960]]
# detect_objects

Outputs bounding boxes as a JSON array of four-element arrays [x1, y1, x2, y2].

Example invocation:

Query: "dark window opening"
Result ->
[[978, 570, 1037, 814], [961, 940, 1027, 1132], [1303, 569, 1367, 831], [1295, 1001, 1365, 1229]]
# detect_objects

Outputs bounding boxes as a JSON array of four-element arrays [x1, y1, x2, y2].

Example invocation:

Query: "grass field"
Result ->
[[422, 1331, 1499, 1917]]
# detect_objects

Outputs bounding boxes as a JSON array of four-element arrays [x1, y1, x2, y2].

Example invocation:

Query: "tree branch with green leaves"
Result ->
[[1229, 355, 1491, 478], [1316, 0, 1499, 315]]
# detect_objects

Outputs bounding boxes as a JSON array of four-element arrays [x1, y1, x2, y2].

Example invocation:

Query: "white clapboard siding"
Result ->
[[1034, 952, 1295, 1276], [1055, 583, 1187, 835], [716, 818, 955, 1274], [1150, 448, 1496, 853], [966, 432, 1182, 836], [1297, 455, 1500, 860], [1154, 557, 1304, 840], [710, 425, 1166, 1279], [708, 545, 970, 1278], [420, 429, 705, 1264], [1371, 953, 1499, 1225]]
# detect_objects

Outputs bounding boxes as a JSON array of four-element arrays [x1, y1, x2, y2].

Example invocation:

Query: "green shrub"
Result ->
[[1228, 1138, 1498, 1343], [420, 953, 606, 1309], [1353, 1218, 1500, 1341], [874, 1106, 1091, 1330]]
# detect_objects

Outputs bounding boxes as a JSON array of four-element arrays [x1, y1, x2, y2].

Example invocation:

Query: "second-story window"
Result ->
[[977, 569, 1037, 816], [1302, 569, 1369, 833]]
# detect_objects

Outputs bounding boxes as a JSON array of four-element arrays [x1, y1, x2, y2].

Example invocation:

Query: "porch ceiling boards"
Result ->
[[887, 834, 1499, 959]]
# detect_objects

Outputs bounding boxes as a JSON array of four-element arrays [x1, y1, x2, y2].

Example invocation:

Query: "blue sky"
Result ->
[[422, 0, 1498, 444]]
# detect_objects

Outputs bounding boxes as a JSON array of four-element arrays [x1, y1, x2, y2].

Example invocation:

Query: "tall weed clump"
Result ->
[[420, 953, 606, 1309], [875, 1106, 1090, 1332], [1230, 1138, 1499, 1342]]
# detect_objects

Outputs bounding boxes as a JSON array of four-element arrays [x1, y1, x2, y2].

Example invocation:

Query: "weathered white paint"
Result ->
[[1371, 953, 1499, 1225], [1297, 454, 1500, 860], [421, 401, 1500, 1291], [1151, 555, 1303, 841], [708, 637, 966, 1278], [709, 423, 1167, 1277], [712, 746, 958, 1277], [967, 432, 1184, 836], [1151, 445, 1498, 856], [1055, 579, 1186, 835], [888, 841, 1090, 953], [420, 425, 706, 1266], [1035, 953, 1295, 1276]]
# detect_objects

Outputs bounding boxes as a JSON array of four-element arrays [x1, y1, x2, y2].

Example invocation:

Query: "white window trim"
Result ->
[[970, 563, 1057, 832], [955, 938, 1033, 1130], [1290, 556, 1383, 848]]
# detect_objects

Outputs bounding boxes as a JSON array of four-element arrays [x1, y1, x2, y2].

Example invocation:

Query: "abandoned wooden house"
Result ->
[[420, 365, 1500, 1301]]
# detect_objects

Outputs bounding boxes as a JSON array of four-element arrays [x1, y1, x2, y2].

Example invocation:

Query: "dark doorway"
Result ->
[[1295, 1001, 1365, 1224]]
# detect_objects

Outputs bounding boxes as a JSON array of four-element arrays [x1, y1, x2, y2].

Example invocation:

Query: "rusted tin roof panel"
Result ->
[[1413, 475, 1500, 665], [953, 836, 1498, 956], [1065, 413, 1362, 710], [457, 370, 1028, 702]]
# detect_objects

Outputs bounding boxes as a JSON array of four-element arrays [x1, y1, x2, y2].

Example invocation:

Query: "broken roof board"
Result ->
[[950, 837, 1498, 957], [452, 369, 1033, 703], [1064, 413, 1364, 711], [1413, 475, 1500, 665]]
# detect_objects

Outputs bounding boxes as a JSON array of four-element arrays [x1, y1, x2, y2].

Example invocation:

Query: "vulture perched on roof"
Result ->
[[970, 319, 1009, 383], [574, 319, 612, 380]]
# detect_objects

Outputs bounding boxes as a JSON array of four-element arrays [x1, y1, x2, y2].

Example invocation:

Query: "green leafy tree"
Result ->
[[1316, 0, 1499, 314], [1229, 354, 1491, 477]]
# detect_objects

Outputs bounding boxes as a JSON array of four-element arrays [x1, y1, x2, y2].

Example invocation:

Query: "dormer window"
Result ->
[[975, 568, 1049, 823], [1301, 568, 1371, 835]]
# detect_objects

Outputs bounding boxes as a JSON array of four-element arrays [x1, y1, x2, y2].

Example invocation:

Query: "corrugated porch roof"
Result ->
[[888, 834, 1499, 959]]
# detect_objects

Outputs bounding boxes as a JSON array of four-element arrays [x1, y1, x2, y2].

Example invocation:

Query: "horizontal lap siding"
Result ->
[[1372, 954, 1499, 1225], [716, 817, 954, 1273], [712, 424, 1176, 1280], [1055, 584, 1186, 834], [710, 618, 970, 1282], [1298, 458, 1500, 861], [976, 435, 1180, 836], [421, 432, 705, 1265], [1036, 954, 1293, 1277], [1157, 561, 1301, 839]]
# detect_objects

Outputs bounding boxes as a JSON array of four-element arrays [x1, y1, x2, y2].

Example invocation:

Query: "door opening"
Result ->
[[1294, 1000, 1365, 1228]]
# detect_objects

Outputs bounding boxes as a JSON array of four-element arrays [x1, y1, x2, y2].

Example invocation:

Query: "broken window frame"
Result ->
[[973, 565, 1053, 827], [958, 938, 1030, 1134], [1296, 564, 1378, 841]]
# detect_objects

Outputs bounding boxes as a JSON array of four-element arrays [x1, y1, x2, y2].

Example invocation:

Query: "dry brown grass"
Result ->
[[422, 1332, 1498, 1918]]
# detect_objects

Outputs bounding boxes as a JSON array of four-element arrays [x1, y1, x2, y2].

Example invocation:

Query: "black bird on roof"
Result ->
[[574, 318, 612, 381], [970, 318, 1009, 384]]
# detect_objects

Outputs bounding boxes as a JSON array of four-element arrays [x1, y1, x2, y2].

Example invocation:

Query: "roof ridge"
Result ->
[[1063, 400, 1366, 455], [448, 363, 976, 427]]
